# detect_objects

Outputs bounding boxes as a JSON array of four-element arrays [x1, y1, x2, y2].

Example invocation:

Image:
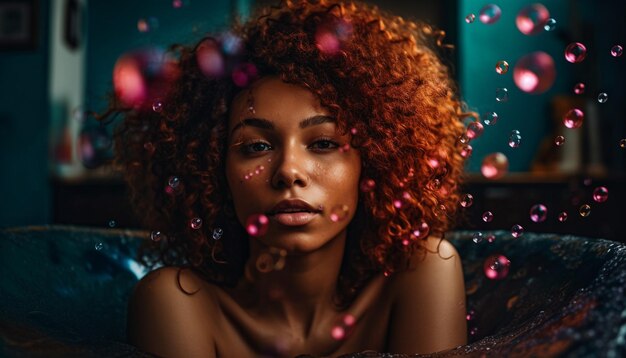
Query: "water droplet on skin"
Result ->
[[574, 83, 585, 95], [481, 153, 509, 179], [563, 108, 584, 129], [460, 194, 474, 208], [495, 60, 509, 74], [482, 111, 498, 126], [529, 204, 548, 223], [579, 204, 591, 217], [565, 42, 587, 63], [465, 14, 476, 24], [511, 224, 524, 238], [592, 187, 608, 203], [544, 18, 556, 31], [495, 88, 509, 102], [611, 45, 623, 57], [246, 214, 269, 236], [598, 93, 608, 103], [555, 136, 565, 146], [516, 4, 550, 35], [484, 254, 510, 279], [190, 217, 203, 230], [482, 211, 494, 222], [479, 4, 502, 24]]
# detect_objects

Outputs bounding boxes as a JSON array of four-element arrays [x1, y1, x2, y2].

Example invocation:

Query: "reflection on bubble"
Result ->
[[593, 187, 608, 203], [565, 42, 587, 63], [330, 204, 350, 222], [579, 204, 591, 217], [472, 232, 483, 244], [484, 254, 511, 280], [479, 4, 501, 24], [151, 231, 163, 242], [598, 93, 608, 103], [481, 152, 509, 180], [516, 4, 550, 35], [315, 19, 353, 56], [558, 212, 568, 222], [190, 217, 203, 230], [611, 45, 623, 57], [544, 18, 556, 31], [509, 130, 522, 148], [555, 136, 565, 146], [574, 83, 585, 95], [563, 108, 584, 129], [495, 60, 509, 74], [482, 111, 498, 126], [495, 88, 509, 102], [466, 121, 484, 139], [513, 52, 556, 94], [212, 228, 223, 240], [511, 224, 524, 238], [530, 204, 547, 223], [465, 14, 476, 24], [460, 194, 474, 208], [246, 214, 269, 237], [482, 211, 494, 223]]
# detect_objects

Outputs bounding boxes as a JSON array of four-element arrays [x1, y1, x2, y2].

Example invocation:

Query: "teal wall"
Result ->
[[0, 1, 51, 226], [459, 0, 570, 172]]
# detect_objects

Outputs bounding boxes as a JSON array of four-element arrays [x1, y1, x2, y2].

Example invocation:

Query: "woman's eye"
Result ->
[[243, 142, 272, 153], [310, 139, 339, 150]]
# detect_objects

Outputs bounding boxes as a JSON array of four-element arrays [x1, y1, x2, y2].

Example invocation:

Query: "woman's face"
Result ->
[[225, 76, 361, 253]]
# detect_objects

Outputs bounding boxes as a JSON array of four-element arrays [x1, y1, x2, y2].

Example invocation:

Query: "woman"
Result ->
[[114, 0, 470, 356]]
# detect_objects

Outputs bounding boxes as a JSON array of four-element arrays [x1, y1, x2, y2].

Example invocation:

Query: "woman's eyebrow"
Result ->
[[230, 115, 335, 136]]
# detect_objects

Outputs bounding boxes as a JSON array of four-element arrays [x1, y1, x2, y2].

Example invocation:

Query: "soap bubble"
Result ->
[[190, 217, 203, 230], [212, 228, 223, 240], [593, 187, 608, 203], [611, 45, 623, 57], [565, 42, 587, 63], [231, 62, 259, 87], [482, 111, 498, 126], [620, 139, 626, 148], [460, 144, 473, 158], [412, 221, 430, 240], [555, 136, 565, 146], [529, 204, 548, 223], [579, 204, 591, 217], [79, 126, 112, 169], [511, 224, 524, 238], [495, 88, 509, 102], [479, 4, 502, 24], [95, 242, 104, 251], [330, 204, 350, 222], [598, 93, 608, 103], [495, 60, 509, 74], [558, 212, 568, 222], [481, 152, 509, 180], [513, 51, 556, 94], [460, 194, 474, 208], [360, 178, 376, 192], [466, 121, 484, 139], [315, 18, 353, 56], [484, 254, 511, 280], [509, 130, 522, 148], [573, 83, 585, 95], [152, 100, 163, 112], [246, 214, 269, 237], [486, 234, 496, 243], [168, 176, 180, 188], [516, 4, 550, 35], [482, 211, 494, 223], [151, 231, 164, 242], [137, 17, 159, 33], [196, 38, 225, 78], [544, 18, 556, 31], [472, 232, 484, 244], [465, 14, 476, 23], [563, 108, 584, 129]]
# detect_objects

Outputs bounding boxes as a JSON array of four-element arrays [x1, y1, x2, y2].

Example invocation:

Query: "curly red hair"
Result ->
[[109, 0, 469, 307]]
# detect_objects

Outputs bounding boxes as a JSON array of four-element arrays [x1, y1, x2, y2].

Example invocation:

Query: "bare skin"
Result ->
[[127, 77, 467, 357]]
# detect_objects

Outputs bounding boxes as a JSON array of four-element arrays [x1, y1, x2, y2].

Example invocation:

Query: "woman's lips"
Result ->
[[269, 212, 319, 226]]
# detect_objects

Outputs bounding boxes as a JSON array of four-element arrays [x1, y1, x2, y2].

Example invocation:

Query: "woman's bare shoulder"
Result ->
[[127, 266, 218, 357], [386, 236, 467, 354]]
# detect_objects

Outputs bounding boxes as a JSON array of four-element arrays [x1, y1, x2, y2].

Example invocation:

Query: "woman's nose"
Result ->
[[270, 146, 310, 189]]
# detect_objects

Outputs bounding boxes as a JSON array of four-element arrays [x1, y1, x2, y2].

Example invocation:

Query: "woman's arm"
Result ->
[[386, 237, 467, 354], [127, 266, 217, 358]]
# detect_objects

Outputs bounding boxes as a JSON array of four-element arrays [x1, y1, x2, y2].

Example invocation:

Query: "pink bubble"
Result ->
[[513, 52, 556, 94], [460, 194, 474, 208], [593, 186, 608, 203], [331, 326, 345, 340], [232, 63, 258, 87], [466, 121, 484, 139], [611, 45, 623, 57], [529, 204, 547, 223], [360, 178, 376, 192], [516, 4, 550, 35], [190, 217, 203, 230], [558, 212, 568, 222], [563, 108, 584, 129], [481, 153, 509, 180], [246, 214, 269, 237], [555, 135, 565, 146], [482, 211, 494, 223], [511, 224, 524, 238], [574, 82, 585, 95], [196, 39, 225, 78], [479, 4, 501, 24], [460, 144, 473, 158], [483, 254, 511, 280], [412, 221, 430, 239], [565, 42, 587, 63]]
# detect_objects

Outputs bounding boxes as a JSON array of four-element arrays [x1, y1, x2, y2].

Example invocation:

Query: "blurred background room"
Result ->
[[0, 0, 624, 241]]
